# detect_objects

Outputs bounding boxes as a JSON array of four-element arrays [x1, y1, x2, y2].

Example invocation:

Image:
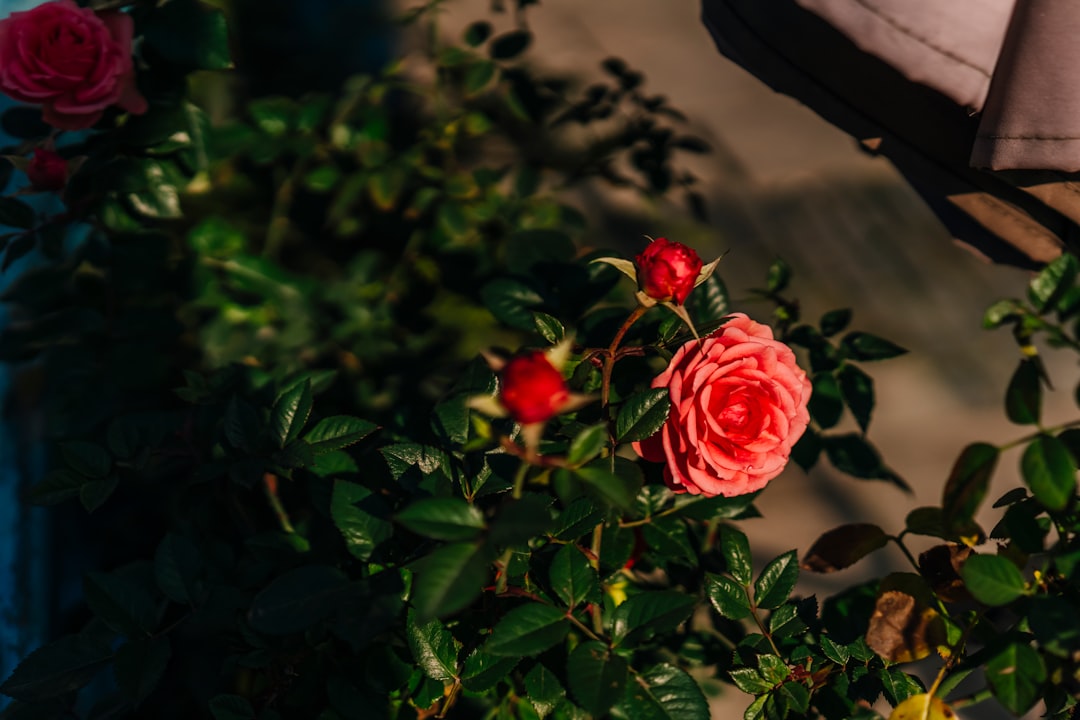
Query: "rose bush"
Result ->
[[3, 1, 1078, 719], [0, 0, 146, 130], [634, 313, 812, 496]]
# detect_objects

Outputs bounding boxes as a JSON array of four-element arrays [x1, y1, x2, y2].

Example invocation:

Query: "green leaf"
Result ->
[[22, 469, 85, 506], [533, 312, 565, 345], [61, 441, 111, 479], [0, 634, 112, 702], [331, 480, 393, 561], [823, 434, 906, 488], [481, 278, 544, 331], [705, 573, 751, 620], [766, 258, 791, 293], [271, 381, 313, 448], [490, 30, 532, 59], [460, 648, 518, 692], [567, 641, 628, 717], [208, 695, 255, 720], [78, 475, 118, 513], [611, 591, 696, 646], [808, 373, 843, 429], [675, 491, 760, 521], [553, 498, 603, 541], [396, 498, 485, 541], [550, 544, 598, 609], [0, 197, 35, 229], [820, 635, 849, 665], [615, 388, 670, 443], [753, 551, 799, 609], [1005, 359, 1042, 425], [525, 663, 565, 719], [567, 423, 609, 466], [224, 396, 260, 451], [1029, 252, 1080, 312], [83, 570, 158, 636], [486, 604, 570, 657], [464, 21, 493, 46], [618, 663, 709, 720], [303, 415, 377, 453], [575, 457, 643, 509], [837, 364, 874, 432], [757, 654, 789, 685], [153, 533, 201, 605], [687, 272, 729, 327], [983, 299, 1024, 329], [1021, 435, 1076, 511], [720, 525, 752, 585], [505, 229, 576, 275], [143, 0, 232, 70], [727, 667, 772, 694], [840, 332, 907, 361], [801, 523, 889, 573], [942, 443, 999, 530], [406, 611, 459, 682], [880, 668, 923, 706], [489, 493, 554, 546], [411, 542, 491, 621], [985, 642, 1045, 715], [248, 566, 350, 634], [122, 159, 182, 219], [114, 636, 171, 706], [960, 554, 1026, 606], [820, 309, 852, 337]]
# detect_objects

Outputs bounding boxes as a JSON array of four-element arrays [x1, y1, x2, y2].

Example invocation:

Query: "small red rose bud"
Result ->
[[634, 238, 704, 305], [499, 350, 570, 425], [26, 148, 68, 192]]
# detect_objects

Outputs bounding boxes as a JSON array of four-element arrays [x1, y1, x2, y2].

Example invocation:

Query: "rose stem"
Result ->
[[589, 523, 604, 634], [601, 304, 648, 407]]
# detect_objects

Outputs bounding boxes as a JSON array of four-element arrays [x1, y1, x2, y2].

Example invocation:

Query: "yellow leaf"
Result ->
[[888, 694, 957, 720]]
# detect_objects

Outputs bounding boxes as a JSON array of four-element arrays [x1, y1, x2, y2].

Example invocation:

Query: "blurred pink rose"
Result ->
[[0, 0, 147, 130], [633, 313, 811, 497]]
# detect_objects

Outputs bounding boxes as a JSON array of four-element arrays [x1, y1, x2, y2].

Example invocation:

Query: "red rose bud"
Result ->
[[499, 350, 570, 425], [634, 238, 704, 305], [26, 148, 68, 192]]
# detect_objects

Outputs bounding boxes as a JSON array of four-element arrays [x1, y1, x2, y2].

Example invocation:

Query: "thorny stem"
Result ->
[[889, 535, 921, 574], [590, 523, 604, 634], [437, 679, 462, 719], [749, 601, 782, 658], [601, 305, 648, 407], [949, 688, 993, 710], [619, 505, 682, 528], [511, 462, 529, 500], [262, 473, 296, 534], [566, 612, 603, 643], [997, 418, 1080, 452]]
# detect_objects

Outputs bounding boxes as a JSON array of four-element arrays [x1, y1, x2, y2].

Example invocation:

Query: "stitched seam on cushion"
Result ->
[[978, 135, 1080, 141], [849, 0, 991, 77]]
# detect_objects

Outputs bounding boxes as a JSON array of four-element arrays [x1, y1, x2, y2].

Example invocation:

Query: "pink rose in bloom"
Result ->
[[26, 148, 67, 191], [633, 313, 811, 497], [0, 0, 147, 130], [499, 351, 571, 425], [635, 237, 704, 305]]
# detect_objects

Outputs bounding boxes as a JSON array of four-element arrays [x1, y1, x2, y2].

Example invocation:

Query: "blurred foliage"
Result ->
[[2, 2, 1080, 720]]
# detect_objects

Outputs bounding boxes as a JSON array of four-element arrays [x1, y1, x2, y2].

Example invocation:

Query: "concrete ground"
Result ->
[[421, 1, 1068, 717]]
